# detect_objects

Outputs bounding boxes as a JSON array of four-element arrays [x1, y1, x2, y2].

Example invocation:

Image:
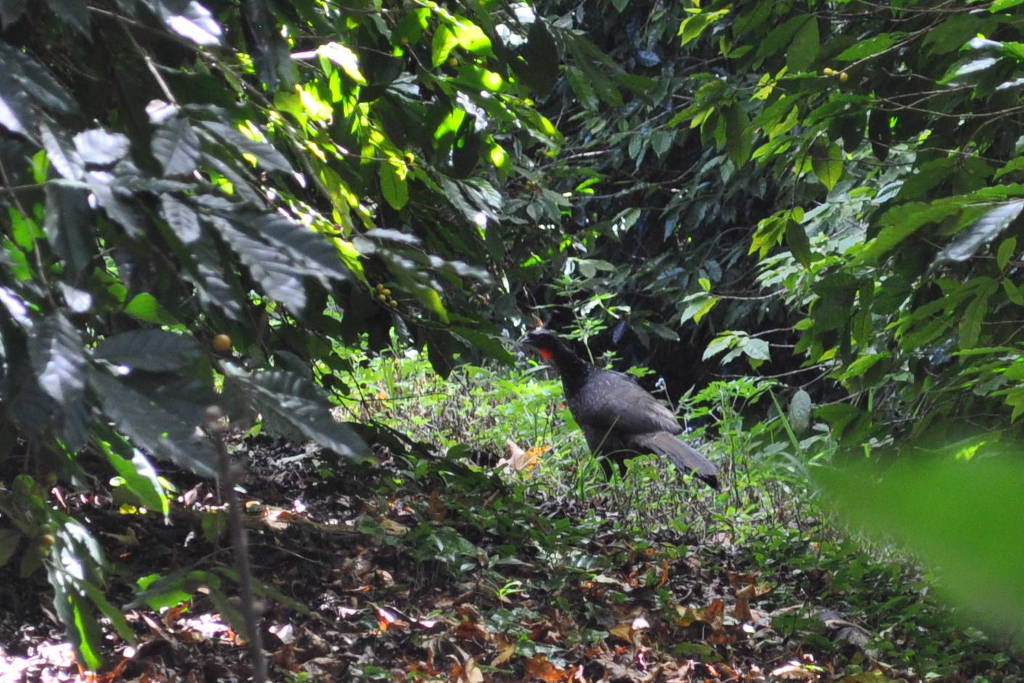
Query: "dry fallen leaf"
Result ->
[[524, 654, 567, 682], [676, 605, 700, 627], [453, 619, 489, 643], [733, 584, 755, 622], [450, 656, 485, 683], [490, 636, 516, 666]]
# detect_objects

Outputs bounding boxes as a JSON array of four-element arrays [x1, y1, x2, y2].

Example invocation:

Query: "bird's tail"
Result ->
[[635, 432, 720, 490]]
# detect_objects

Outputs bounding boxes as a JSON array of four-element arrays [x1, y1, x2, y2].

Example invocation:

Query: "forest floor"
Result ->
[[1, 432, 1022, 682]]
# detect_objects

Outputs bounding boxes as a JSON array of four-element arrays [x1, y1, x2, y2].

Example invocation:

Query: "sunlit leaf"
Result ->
[[431, 24, 458, 67], [317, 42, 367, 85], [379, 157, 409, 210], [452, 16, 491, 56]]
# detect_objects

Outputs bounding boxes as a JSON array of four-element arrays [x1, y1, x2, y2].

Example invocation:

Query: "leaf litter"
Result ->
[[0, 432, 1021, 681]]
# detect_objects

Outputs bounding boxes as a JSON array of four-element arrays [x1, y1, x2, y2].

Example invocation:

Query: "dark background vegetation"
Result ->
[[2, 0, 1024, 679]]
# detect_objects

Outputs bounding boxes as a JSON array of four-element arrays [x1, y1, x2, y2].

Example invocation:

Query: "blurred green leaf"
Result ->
[[817, 456, 1024, 644]]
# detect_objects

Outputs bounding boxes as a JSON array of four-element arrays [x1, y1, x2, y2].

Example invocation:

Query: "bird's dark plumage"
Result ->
[[525, 327, 719, 489]]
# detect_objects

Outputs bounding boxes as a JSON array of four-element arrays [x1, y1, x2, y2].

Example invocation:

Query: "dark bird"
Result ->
[[524, 327, 719, 489]]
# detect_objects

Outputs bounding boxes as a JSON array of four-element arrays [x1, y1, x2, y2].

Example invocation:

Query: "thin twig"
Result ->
[[205, 408, 267, 683]]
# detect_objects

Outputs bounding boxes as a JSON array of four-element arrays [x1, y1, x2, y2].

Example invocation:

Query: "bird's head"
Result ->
[[523, 327, 562, 361]]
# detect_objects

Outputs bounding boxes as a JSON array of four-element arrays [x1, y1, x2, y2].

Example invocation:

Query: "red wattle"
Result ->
[[539, 348, 554, 360]]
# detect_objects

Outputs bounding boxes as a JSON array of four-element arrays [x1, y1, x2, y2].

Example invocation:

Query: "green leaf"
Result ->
[[452, 326, 513, 363], [998, 237, 1017, 270], [938, 56, 998, 86], [521, 19, 559, 94], [565, 66, 599, 110], [79, 580, 135, 643], [992, 0, 1024, 12], [50, 576, 103, 670], [196, 121, 294, 174], [207, 217, 307, 313], [834, 32, 904, 61], [0, 42, 76, 116], [158, 0, 222, 46], [959, 294, 988, 349], [103, 445, 169, 516], [678, 10, 729, 47], [131, 570, 219, 610], [846, 352, 890, 380], [995, 156, 1024, 180], [152, 118, 201, 177], [1004, 279, 1024, 305], [29, 313, 86, 405], [124, 293, 178, 325], [317, 42, 367, 84], [432, 24, 459, 67], [95, 330, 202, 372], [857, 202, 961, 263], [224, 367, 371, 461], [396, 8, 430, 42], [817, 457, 1024, 641], [91, 369, 218, 478], [248, 212, 352, 286], [44, 182, 93, 279], [416, 287, 449, 324], [651, 130, 674, 158], [786, 16, 819, 73], [924, 15, 989, 55], [39, 121, 84, 180], [702, 332, 737, 361], [724, 104, 751, 167], [379, 158, 409, 210], [755, 14, 806, 61], [452, 16, 492, 56], [811, 141, 843, 190], [180, 232, 245, 320], [681, 294, 718, 324], [209, 586, 252, 638], [742, 337, 770, 362], [785, 218, 812, 266], [72, 128, 128, 166], [160, 194, 201, 244]]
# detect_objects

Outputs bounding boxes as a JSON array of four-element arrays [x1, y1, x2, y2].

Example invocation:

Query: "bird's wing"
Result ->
[[570, 369, 682, 435]]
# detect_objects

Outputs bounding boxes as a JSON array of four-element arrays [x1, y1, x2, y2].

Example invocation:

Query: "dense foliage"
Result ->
[[528, 0, 1024, 447], [2, 0, 1024, 674], [0, 0, 564, 667]]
